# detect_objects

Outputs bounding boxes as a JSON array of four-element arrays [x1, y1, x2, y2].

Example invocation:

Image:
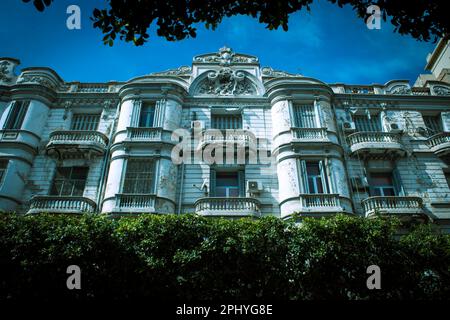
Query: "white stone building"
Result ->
[[1, 43, 450, 230]]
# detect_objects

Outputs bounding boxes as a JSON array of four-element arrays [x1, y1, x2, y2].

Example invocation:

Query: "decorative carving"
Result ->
[[0, 61, 12, 83], [432, 86, 450, 96], [261, 67, 301, 78], [151, 65, 192, 76], [273, 101, 291, 129], [17, 75, 56, 89], [194, 46, 258, 65], [197, 67, 256, 96], [390, 85, 411, 95]]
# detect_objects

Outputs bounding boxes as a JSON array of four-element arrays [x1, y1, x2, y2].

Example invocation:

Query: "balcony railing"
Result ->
[[195, 197, 261, 217], [46, 130, 108, 159], [27, 196, 96, 214], [427, 132, 450, 156], [347, 132, 404, 158], [115, 194, 156, 212], [126, 127, 163, 141], [291, 128, 328, 140], [300, 194, 341, 209], [362, 196, 424, 217]]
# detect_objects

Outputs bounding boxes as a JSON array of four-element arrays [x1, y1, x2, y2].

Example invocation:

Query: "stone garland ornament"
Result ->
[[198, 67, 256, 96], [390, 85, 412, 95], [432, 86, 450, 96], [16, 75, 57, 89], [261, 67, 301, 78]]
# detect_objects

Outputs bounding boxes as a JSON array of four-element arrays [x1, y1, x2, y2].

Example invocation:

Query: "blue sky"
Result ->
[[1, 0, 437, 84]]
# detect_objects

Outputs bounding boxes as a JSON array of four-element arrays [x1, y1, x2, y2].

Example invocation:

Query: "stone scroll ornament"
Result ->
[[198, 67, 256, 96]]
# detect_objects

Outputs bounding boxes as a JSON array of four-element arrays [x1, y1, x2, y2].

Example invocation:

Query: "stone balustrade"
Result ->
[[27, 196, 96, 214], [195, 197, 261, 217], [362, 196, 424, 217], [114, 194, 156, 212], [427, 132, 450, 158], [347, 132, 404, 158], [126, 127, 163, 141], [291, 127, 328, 140]]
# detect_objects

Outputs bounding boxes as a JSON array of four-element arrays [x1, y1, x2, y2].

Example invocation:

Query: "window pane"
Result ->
[[294, 105, 316, 128], [51, 167, 88, 196], [71, 114, 100, 131], [139, 104, 155, 128], [123, 159, 154, 194], [423, 115, 442, 136], [211, 114, 242, 129], [4, 101, 29, 130], [354, 115, 381, 132]]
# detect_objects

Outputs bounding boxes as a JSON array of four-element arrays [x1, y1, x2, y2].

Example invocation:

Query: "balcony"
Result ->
[[297, 194, 344, 215], [114, 193, 156, 213], [27, 196, 96, 214], [125, 127, 163, 142], [195, 197, 261, 217], [197, 129, 256, 150], [362, 196, 425, 219], [291, 128, 329, 144], [427, 132, 450, 159], [46, 130, 108, 159], [347, 132, 405, 159]]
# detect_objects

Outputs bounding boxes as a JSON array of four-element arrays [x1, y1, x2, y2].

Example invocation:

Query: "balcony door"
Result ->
[[51, 167, 88, 196], [293, 104, 317, 128], [122, 159, 155, 194], [210, 170, 245, 197], [71, 114, 100, 131], [211, 114, 242, 130], [423, 114, 443, 136], [368, 169, 403, 197], [354, 115, 381, 132], [300, 160, 330, 194]]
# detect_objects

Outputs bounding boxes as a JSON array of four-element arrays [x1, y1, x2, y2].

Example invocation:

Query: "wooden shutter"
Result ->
[[300, 160, 309, 193]]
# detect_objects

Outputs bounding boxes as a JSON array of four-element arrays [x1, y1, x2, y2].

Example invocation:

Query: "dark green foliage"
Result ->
[[0, 213, 449, 300], [21, 0, 449, 46]]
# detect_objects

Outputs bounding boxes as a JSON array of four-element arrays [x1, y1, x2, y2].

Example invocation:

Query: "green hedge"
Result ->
[[1, 213, 449, 300]]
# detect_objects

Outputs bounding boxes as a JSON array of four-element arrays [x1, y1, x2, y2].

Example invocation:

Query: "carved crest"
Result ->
[[197, 67, 256, 96], [194, 47, 259, 65]]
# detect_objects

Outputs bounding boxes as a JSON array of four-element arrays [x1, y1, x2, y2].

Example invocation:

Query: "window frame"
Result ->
[[70, 114, 101, 131], [50, 166, 89, 197], [3, 101, 29, 130], [121, 158, 157, 194], [0, 160, 9, 187]]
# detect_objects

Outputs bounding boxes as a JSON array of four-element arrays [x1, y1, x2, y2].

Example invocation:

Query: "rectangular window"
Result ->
[[369, 173, 396, 197], [423, 114, 443, 136], [3, 101, 29, 130], [122, 159, 155, 194], [211, 114, 242, 130], [293, 105, 316, 128], [51, 167, 88, 196], [210, 170, 245, 197], [354, 115, 381, 132], [138, 104, 155, 128], [71, 114, 100, 131], [0, 160, 8, 186], [303, 161, 328, 194]]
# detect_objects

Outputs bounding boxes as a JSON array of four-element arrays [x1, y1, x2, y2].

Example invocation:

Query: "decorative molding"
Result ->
[[197, 67, 256, 96], [389, 85, 412, 95], [0, 61, 12, 83], [16, 75, 57, 89], [193, 46, 258, 65], [151, 66, 192, 76], [432, 85, 450, 96], [261, 67, 301, 78]]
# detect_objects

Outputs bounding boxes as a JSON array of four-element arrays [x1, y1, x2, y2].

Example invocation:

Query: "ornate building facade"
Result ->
[[1, 42, 450, 230]]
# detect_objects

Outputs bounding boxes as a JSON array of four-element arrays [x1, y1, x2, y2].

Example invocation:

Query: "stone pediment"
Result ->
[[193, 46, 258, 66]]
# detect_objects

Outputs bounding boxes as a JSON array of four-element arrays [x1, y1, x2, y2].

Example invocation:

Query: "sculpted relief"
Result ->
[[197, 67, 257, 96]]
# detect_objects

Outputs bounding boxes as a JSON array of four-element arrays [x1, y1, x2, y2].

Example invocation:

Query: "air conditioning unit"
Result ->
[[191, 120, 204, 130], [247, 180, 263, 194], [388, 122, 403, 134], [342, 121, 356, 133]]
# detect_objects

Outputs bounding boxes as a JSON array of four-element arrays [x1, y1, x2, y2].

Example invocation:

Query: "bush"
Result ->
[[0, 213, 449, 300]]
